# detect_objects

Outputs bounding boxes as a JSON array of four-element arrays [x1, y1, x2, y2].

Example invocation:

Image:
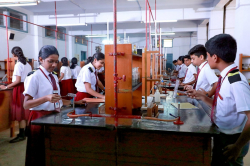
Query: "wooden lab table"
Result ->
[[32, 94, 219, 166], [0, 88, 15, 136]]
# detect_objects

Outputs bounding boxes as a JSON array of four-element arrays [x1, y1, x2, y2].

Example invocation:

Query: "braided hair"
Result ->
[[11, 46, 27, 65]]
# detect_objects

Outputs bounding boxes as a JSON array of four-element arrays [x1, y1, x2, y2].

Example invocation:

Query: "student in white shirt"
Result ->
[[23, 45, 84, 166], [187, 34, 250, 165], [181, 55, 197, 86], [177, 56, 187, 81], [172, 60, 179, 76], [58, 57, 74, 99], [184, 44, 218, 97], [75, 52, 105, 101], [0, 46, 32, 143], [70, 57, 81, 93]]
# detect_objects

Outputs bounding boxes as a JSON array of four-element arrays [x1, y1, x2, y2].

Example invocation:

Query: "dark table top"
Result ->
[[32, 92, 219, 135]]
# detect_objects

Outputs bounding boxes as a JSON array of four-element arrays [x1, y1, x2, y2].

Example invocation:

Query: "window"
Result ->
[[75, 35, 87, 45], [0, 7, 28, 32], [164, 39, 173, 48], [45, 26, 66, 41], [0, 8, 4, 26]]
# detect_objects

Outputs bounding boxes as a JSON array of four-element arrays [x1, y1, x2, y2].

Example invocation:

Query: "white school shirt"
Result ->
[[175, 65, 180, 71], [60, 66, 72, 80], [75, 63, 98, 92], [178, 64, 188, 78], [214, 63, 250, 134], [12, 61, 32, 82], [183, 64, 197, 84], [23, 65, 63, 111], [195, 61, 218, 91], [71, 65, 81, 79]]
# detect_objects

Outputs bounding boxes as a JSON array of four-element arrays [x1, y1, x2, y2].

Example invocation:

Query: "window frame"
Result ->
[[0, 7, 28, 33], [45, 26, 66, 41], [163, 39, 173, 48]]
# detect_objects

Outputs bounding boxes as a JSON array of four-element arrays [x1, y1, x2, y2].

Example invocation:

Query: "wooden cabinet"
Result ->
[[239, 54, 250, 72], [105, 44, 142, 115]]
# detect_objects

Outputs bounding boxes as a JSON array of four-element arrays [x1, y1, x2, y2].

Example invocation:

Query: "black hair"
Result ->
[[86, 52, 105, 64], [188, 44, 207, 59], [61, 57, 68, 66], [38, 45, 59, 64], [178, 56, 184, 63], [11, 46, 27, 65], [70, 57, 78, 69], [205, 34, 237, 63], [173, 60, 177, 63], [184, 55, 191, 60]]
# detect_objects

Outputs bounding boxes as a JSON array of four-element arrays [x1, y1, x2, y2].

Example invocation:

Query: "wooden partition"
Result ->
[[105, 44, 142, 115]]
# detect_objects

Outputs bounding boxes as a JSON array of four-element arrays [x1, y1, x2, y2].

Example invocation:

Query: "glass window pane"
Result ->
[[164, 39, 173, 48], [9, 11, 24, 30]]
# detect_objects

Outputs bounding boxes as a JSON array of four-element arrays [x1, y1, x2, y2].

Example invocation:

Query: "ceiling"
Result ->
[[20, 0, 219, 37]]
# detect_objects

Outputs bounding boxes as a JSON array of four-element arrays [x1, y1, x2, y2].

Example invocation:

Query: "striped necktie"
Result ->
[[210, 76, 222, 123], [193, 68, 200, 89]]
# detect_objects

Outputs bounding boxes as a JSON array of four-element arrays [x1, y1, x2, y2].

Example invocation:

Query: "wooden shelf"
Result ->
[[132, 53, 142, 58], [0, 69, 7, 71], [132, 82, 142, 91], [242, 56, 250, 58], [242, 70, 250, 72]]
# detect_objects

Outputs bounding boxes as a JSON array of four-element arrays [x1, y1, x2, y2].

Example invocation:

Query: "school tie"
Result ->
[[95, 71, 99, 93], [49, 74, 58, 90], [193, 68, 200, 89], [184, 69, 188, 78], [210, 76, 222, 123]]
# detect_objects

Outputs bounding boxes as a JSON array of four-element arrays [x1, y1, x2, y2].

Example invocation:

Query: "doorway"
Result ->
[[166, 53, 173, 70], [81, 51, 86, 61]]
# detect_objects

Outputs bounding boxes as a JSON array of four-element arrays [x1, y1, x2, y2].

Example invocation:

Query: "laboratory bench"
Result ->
[[0, 88, 13, 135], [32, 94, 219, 166]]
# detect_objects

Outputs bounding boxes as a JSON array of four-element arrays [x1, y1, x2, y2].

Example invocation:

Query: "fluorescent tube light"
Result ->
[[144, 20, 177, 23], [0, 2, 38, 6], [57, 23, 86, 26], [0, 0, 37, 2], [86, 35, 107, 38], [151, 33, 175, 35]]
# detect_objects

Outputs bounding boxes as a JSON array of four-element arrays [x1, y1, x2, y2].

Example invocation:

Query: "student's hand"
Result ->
[[46, 94, 61, 103], [0, 85, 6, 89], [198, 88, 207, 95], [180, 82, 185, 86], [100, 95, 105, 99], [223, 144, 241, 162], [187, 89, 205, 100], [184, 85, 193, 91], [74, 99, 86, 105]]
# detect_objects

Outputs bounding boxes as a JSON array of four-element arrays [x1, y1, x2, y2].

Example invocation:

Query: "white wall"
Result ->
[[0, 6, 35, 60]]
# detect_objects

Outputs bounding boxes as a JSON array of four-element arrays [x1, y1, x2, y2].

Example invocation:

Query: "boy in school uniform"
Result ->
[[184, 45, 218, 97], [177, 56, 187, 81], [180, 55, 197, 86], [173, 60, 179, 76], [187, 34, 250, 165]]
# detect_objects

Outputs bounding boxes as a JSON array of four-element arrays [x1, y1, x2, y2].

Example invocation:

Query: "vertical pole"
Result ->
[[107, 20, 109, 44], [149, 11, 151, 50], [65, 34, 67, 57], [145, 0, 147, 50], [87, 40, 88, 58], [91, 24, 92, 56], [113, 0, 118, 127], [5, 16, 10, 83], [160, 28, 162, 75], [55, 1, 57, 48]]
